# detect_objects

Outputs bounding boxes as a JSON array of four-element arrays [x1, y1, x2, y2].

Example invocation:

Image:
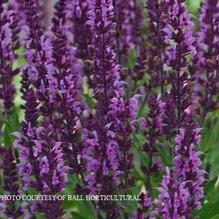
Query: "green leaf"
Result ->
[[156, 144, 172, 167], [71, 212, 89, 219], [197, 201, 219, 219], [127, 49, 138, 69], [210, 214, 219, 219], [2, 109, 20, 146], [204, 177, 217, 195], [63, 200, 95, 219], [83, 93, 95, 108]]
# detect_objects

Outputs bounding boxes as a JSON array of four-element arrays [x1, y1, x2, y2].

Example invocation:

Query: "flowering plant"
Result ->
[[0, 0, 218, 218]]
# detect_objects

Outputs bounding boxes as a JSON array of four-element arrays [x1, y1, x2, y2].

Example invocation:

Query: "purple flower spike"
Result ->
[[193, 0, 219, 125], [146, 0, 168, 94], [0, 148, 23, 218], [156, 167, 200, 219], [157, 114, 205, 218], [174, 117, 205, 214], [163, 0, 197, 123], [66, 0, 91, 60], [14, 1, 80, 218], [141, 96, 165, 194], [134, 192, 155, 219], [0, 2, 17, 114], [50, 0, 84, 175], [114, 0, 143, 64], [15, 126, 68, 218], [82, 0, 139, 216]]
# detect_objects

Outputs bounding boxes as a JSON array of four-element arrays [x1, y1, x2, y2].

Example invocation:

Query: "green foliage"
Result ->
[[186, 0, 202, 16]]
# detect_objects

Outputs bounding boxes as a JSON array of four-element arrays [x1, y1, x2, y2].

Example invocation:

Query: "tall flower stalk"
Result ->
[[157, 114, 205, 218], [65, 0, 94, 88], [194, 0, 219, 125], [0, 0, 17, 114], [113, 0, 145, 90], [66, 0, 91, 60], [83, 0, 139, 217], [14, 1, 71, 218], [0, 1, 22, 217], [146, 0, 168, 95], [162, 0, 196, 124], [155, 1, 205, 217], [114, 0, 143, 62], [141, 96, 164, 195], [0, 148, 23, 218], [51, 0, 84, 175]]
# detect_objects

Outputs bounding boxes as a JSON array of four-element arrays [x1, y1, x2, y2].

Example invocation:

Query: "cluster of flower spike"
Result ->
[[81, 0, 140, 216], [0, 0, 218, 218]]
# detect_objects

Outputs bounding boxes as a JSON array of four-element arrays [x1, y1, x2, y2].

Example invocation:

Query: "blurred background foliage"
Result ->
[[186, 0, 202, 15]]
